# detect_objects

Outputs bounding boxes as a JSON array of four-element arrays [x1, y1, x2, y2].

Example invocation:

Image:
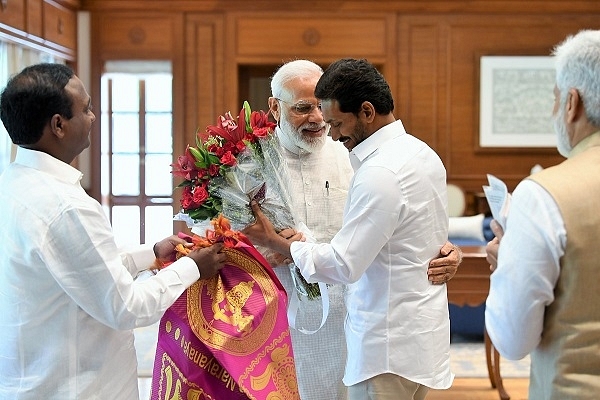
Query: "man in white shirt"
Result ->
[[485, 30, 600, 399], [0, 63, 227, 399], [246, 58, 454, 400]]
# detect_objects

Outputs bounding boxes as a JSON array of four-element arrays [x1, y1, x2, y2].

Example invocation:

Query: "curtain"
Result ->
[[0, 41, 63, 174]]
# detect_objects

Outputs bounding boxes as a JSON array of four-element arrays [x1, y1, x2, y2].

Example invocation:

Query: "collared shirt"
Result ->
[[291, 119, 453, 388], [275, 128, 354, 399], [484, 179, 565, 360], [0, 147, 199, 399], [483, 134, 600, 361]]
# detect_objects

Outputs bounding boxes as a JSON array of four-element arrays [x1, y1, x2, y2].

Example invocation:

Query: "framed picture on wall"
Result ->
[[479, 56, 556, 148]]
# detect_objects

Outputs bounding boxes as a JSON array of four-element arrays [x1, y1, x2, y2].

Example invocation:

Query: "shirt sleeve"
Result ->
[[292, 166, 401, 284], [485, 179, 565, 360], [44, 203, 200, 330], [119, 243, 156, 276]]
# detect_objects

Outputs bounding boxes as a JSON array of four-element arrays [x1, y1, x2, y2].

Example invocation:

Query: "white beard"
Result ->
[[279, 114, 328, 153], [553, 103, 572, 158]]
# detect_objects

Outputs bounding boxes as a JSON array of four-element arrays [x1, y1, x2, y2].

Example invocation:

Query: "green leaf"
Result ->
[[243, 100, 252, 132]]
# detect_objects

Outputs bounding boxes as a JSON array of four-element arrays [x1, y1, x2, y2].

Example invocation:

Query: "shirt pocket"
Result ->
[[322, 185, 347, 238]]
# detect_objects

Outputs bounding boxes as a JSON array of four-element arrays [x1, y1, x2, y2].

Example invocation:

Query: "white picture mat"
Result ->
[[479, 56, 556, 148]]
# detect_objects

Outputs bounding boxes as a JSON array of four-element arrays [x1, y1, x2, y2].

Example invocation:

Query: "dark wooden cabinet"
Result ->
[[0, 0, 79, 60]]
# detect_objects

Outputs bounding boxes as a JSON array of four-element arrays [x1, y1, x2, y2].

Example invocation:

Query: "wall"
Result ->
[[80, 0, 600, 210]]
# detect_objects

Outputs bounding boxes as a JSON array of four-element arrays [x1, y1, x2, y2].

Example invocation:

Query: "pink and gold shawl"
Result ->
[[150, 216, 299, 400]]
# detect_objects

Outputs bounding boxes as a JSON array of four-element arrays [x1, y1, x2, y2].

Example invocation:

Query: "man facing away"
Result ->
[[247, 58, 455, 400], [485, 29, 600, 399], [0, 63, 226, 399]]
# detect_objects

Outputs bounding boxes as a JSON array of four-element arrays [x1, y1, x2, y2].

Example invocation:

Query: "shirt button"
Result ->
[[304, 181, 310, 185], [307, 202, 313, 206]]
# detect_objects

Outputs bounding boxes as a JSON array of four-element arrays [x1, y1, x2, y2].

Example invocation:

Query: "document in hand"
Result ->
[[482, 174, 511, 230]]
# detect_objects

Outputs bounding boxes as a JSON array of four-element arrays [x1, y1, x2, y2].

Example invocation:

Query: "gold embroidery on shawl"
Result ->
[[156, 354, 218, 400], [239, 330, 299, 399], [187, 247, 279, 355], [207, 276, 255, 336]]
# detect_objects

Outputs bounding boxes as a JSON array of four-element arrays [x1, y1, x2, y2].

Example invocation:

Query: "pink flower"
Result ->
[[220, 151, 237, 167], [201, 108, 248, 144], [208, 164, 220, 177], [252, 127, 270, 138], [192, 185, 209, 205], [250, 110, 275, 131], [235, 141, 247, 153], [171, 146, 198, 181], [181, 186, 195, 210]]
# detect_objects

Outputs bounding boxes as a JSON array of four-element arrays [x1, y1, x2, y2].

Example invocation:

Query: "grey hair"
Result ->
[[270, 59, 323, 99], [553, 29, 600, 127]]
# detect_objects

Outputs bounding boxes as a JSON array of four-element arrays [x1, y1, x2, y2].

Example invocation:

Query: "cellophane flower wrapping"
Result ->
[[171, 101, 320, 299], [210, 133, 295, 233]]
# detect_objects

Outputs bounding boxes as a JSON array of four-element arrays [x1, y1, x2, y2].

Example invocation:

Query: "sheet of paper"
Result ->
[[482, 174, 511, 230]]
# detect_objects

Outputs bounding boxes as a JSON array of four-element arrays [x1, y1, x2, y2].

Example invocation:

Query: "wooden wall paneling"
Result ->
[[445, 14, 600, 193], [226, 11, 395, 125], [397, 22, 444, 156], [183, 14, 225, 152], [380, 13, 398, 112], [95, 12, 177, 59], [398, 14, 600, 200], [78, 0, 600, 15], [234, 14, 388, 60], [224, 12, 240, 117]]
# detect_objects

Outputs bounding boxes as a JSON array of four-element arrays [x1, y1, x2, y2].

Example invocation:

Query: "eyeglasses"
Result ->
[[276, 98, 322, 115]]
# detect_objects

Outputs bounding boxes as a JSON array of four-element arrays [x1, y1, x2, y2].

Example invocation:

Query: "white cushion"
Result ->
[[449, 213, 485, 242], [447, 183, 466, 217]]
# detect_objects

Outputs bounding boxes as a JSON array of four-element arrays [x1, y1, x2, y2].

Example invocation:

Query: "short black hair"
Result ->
[[0, 63, 75, 145], [314, 58, 394, 115]]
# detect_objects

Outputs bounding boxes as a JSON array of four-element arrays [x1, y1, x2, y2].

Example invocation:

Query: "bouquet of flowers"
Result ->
[[171, 101, 320, 299], [172, 101, 293, 231]]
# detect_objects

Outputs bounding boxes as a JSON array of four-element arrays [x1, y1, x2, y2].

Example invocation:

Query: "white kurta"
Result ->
[[0, 147, 200, 399], [275, 128, 354, 400]]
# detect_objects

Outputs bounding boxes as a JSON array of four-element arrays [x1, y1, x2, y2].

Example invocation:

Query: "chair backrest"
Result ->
[[447, 183, 466, 217]]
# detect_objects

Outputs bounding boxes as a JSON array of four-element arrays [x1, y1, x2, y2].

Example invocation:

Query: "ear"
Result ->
[[268, 97, 281, 123], [359, 101, 376, 123], [566, 88, 583, 123], [49, 114, 66, 139]]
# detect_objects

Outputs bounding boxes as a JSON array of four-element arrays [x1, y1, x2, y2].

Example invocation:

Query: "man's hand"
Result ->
[[153, 234, 193, 261], [486, 219, 504, 272], [186, 243, 227, 279], [428, 241, 462, 284], [268, 229, 297, 266], [242, 201, 303, 258]]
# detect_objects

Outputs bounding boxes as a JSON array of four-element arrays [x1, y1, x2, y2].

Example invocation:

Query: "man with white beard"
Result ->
[[267, 59, 462, 400], [485, 30, 600, 399]]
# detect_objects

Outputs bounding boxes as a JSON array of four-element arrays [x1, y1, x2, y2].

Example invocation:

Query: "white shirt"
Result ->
[[485, 179, 565, 360], [0, 147, 200, 399], [276, 129, 354, 399], [291, 120, 453, 388]]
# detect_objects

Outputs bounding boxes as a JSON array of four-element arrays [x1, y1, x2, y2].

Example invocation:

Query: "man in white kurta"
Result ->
[[0, 63, 226, 399], [268, 60, 354, 399]]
